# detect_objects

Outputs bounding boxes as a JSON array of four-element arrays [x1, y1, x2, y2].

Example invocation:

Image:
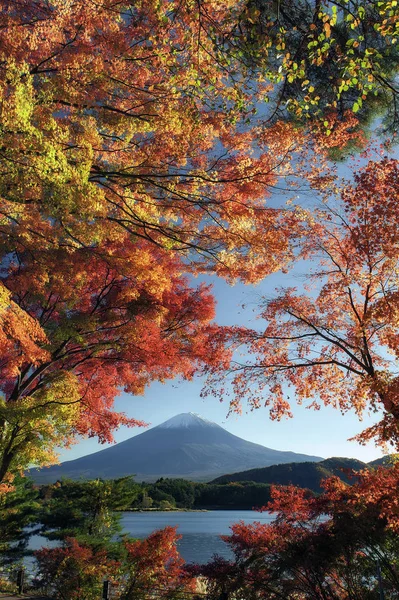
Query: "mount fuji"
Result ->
[[30, 413, 323, 483]]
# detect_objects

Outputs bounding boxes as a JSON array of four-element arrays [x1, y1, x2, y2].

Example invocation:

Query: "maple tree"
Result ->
[[35, 526, 196, 600], [34, 538, 121, 600], [193, 465, 399, 599], [205, 156, 399, 449], [0, 243, 221, 477], [122, 526, 196, 600], [34, 478, 195, 598], [0, 0, 304, 279], [0, 0, 313, 483]]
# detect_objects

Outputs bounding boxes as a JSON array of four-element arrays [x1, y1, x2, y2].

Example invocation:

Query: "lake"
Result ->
[[120, 510, 274, 563], [29, 510, 274, 565]]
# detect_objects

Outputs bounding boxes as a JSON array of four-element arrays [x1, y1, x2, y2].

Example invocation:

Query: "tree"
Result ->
[[229, 0, 399, 137], [121, 526, 196, 600], [39, 478, 140, 548], [1, 0, 393, 484], [0, 0, 306, 279], [0, 475, 39, 565], [0, 0, 314, 484], [35, 526, 196, 600], [0, 245, 222, 480], [205, 156, 399, 449], [186, 556, 238, 600], [35, 478, 140, 598], [34, 538, 121, 600], [192, 466, 399, 599], [148, 479, 197, 509]]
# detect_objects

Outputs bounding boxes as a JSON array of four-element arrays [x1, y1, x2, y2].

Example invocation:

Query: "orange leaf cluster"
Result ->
[[204, 157, 399, 449], [0, 0, 310, 481]]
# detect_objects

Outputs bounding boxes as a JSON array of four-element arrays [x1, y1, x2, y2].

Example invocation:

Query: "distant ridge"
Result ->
[[368, 455, 395, 467], [210, 457, 373, 492], [29, 412, 323, 483]]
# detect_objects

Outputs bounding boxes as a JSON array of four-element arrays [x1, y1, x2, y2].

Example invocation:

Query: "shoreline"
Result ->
[[118, 507, 210, 512], [118, 507, 261, 512]]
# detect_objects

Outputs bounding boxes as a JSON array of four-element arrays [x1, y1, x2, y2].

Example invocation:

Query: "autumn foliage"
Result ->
[[2, 1, 399, 599], [0, 0, 392, 485], [122, 526, 196, 599], [0, 6, 398, 564], [235, 0, 399, 136], [34, 538, 120, 600], [193, 465, 399, 600], [0, 0, 311, 481], [35, 527, 195, 600], [205, 156, 399, 449]]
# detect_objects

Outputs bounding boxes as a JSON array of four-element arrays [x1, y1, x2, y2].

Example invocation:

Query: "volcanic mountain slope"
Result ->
[[29, 413, 323, 483]]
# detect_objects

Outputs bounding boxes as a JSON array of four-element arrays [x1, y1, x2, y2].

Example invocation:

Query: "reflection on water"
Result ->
[[28, 510, 274, 565]]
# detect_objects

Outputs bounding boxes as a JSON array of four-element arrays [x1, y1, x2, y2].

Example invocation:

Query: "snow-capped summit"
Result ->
[[157, 412, 218, 429]]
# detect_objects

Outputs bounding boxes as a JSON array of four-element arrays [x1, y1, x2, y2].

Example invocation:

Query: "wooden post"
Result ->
[[16, 568, 25, 594], [102, 580, 111, 599]]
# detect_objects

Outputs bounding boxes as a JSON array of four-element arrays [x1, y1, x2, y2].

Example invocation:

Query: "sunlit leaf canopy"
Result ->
[[0, 0, 306, 277], [233, 0, 399, 139], [204, 155, 399, 449], [0, 0, 310, 481]]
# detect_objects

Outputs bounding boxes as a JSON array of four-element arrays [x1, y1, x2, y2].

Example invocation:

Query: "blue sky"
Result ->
[[58, 272, 385, 465]]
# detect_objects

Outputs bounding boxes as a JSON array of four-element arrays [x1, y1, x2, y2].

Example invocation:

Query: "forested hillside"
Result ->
[[211, 458, 371, 492], [34, 457, 392, 514]]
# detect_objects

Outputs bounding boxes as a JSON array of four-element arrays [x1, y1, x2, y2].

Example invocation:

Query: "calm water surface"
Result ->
[[29, 510, 274, 565], [120, 510, 274, 563]]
